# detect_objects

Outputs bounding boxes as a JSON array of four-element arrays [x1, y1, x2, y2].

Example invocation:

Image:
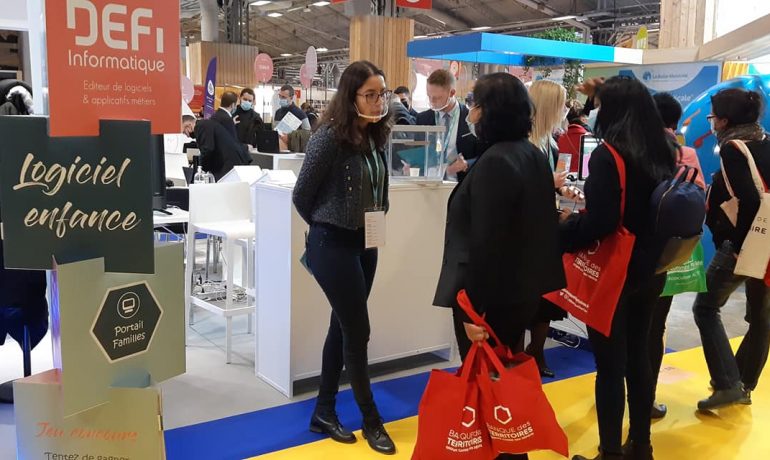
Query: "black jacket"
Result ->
[[293, 125, 390, 230], [233, 107, 264, 146], [707, 137, 770, 251], [433, 139, 566, 319], [560, 144, 669, 287], [194, 119, 251, 181], [212, 108, 238, 141], [416, 103, 482, 161]]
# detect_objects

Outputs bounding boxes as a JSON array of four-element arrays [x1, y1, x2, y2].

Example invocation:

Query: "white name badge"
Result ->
[[365, 211, 386, 249]]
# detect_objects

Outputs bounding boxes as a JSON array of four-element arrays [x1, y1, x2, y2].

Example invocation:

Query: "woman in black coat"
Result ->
[[433, 73, 566, 460]]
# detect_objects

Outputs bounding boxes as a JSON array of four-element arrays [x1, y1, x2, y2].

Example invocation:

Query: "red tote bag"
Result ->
[[411, 343, 495, 460], [544, 143, 636, 336], [456, 290, 569, 458]]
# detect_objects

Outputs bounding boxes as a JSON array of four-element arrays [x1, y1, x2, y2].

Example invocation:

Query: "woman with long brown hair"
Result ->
[[292, 60, 396, 455]]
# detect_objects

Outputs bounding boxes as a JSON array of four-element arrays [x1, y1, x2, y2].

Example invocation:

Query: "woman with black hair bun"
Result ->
[[433, 72, 566, 460], [564, 76, 676, 460], [693, 87, 770, 411]]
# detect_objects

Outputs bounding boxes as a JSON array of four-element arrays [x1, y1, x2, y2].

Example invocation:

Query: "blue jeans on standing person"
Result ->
[[693, 241, 770, 391], [306, 223, 381, 424]]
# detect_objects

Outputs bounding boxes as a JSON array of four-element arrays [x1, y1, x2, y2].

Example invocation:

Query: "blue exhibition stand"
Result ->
[[406, 32, 643, 66]]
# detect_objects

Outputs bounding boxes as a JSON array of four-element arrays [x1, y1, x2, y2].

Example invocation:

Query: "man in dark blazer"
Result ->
[[211, 91, 239, 142], [415, 69, 483, 182], [194, 118, 252, 181]]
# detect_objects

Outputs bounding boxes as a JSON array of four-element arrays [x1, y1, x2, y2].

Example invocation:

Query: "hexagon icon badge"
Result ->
[[494, 405, 513, 425], [91, 282, 163, 363], [461, 406, 476, 428]]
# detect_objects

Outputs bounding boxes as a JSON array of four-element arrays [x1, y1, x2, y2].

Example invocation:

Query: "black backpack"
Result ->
[[651, 164, 707, 273]]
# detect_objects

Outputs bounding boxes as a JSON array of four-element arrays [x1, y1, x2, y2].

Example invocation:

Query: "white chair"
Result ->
[[185, 182, 256, 364]]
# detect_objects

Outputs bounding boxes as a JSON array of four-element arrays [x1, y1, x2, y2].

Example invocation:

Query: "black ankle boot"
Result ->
[[622, 440, 653, 460], [309, 411, 356, 444], [362, 419, 396, 455], [650, 401, 667, 419]]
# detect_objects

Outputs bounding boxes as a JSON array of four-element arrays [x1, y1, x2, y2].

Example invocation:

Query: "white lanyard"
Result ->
[[435, 104, 459, 152]]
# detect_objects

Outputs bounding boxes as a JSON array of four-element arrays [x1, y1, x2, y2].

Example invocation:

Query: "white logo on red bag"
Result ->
[[461, 406, 476, 428], [588, 240, 601, 255], [494, 405, 512, 425]]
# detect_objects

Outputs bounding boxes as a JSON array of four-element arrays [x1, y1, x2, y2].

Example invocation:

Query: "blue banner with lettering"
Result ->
[[203, 57, 217, 119]]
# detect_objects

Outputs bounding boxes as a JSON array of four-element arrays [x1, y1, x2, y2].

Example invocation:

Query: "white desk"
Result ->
[[253, 181, 456, 397], [153, 208, 190, 227]]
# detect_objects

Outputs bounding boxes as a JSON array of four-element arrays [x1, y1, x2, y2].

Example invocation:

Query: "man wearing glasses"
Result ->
[[275, 84, 312, 131]]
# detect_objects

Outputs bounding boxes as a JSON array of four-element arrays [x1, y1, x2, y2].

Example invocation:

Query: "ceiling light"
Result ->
[[267, 12, 283, 17], [552, 15, 577, 21], [281, 53, 292, 57], [413, 35, 427, 39], [313, 1, 331, 6], [250, 1, 271, 6], [316, 47, 329, 52], [471, 26, 491, 31]]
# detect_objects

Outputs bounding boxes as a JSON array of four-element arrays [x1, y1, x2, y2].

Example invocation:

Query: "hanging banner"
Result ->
[[254, 53, 274, 83], [203, 57, 217, 119], [300, 64, 313, 89], [0, 117, 154, 274], [45, 0, 181, 137], [181, 75, 195, 103], [397, 0, 432, 9]]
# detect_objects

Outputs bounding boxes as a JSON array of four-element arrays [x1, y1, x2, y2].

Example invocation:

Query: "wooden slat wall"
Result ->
[[350, 16, 414, 90], [659, 0, 716, 48], [188, 42, 260, 86]]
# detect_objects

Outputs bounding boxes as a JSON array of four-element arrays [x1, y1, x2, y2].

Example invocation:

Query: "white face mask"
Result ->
[[587, 108, 599, 131], [465, 106, 478, 138], [355, 102, 389, 121], [710, 118, 717, 133], [431, 95, 455, 112]]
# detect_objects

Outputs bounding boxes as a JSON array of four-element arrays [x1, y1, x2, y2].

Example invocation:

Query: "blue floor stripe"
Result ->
[[164, 345, 598, 460]]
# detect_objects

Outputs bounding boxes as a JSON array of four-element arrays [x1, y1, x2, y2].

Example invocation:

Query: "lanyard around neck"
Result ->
[[364, 139, 382, 209]]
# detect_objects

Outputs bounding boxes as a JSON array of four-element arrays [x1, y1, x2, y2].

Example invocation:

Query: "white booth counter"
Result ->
[[253, 180, 456, 397]]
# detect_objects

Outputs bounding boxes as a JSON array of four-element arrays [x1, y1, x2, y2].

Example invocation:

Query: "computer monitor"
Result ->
[[579, 135, 600, 181], [149, 135, 167, 211]]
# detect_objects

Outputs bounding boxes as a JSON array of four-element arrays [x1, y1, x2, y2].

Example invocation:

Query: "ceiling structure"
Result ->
[[179, 0, 661, 84]]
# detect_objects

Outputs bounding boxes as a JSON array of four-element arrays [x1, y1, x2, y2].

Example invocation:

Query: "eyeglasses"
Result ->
[[706, 114, 716, 120], [357, 90, 392, 105]]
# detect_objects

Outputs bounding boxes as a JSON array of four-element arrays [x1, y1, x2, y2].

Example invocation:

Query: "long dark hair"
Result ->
[[595, 76, 675, 181], [320, 61, 393, 150], [473, 73, 532, 144]]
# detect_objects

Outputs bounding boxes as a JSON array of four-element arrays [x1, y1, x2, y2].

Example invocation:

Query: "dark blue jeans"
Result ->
[[693, 241, 770, 391], [307, 223, 381, 424]]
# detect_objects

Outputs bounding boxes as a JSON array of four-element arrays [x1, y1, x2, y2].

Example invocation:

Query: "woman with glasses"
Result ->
[[293, 61, 396, 455], [694, 88, 770, 410], [433, 72, 566, 460]]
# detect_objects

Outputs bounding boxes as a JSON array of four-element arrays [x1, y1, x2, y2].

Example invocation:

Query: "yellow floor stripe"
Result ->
[[255, 339, 768, 459]]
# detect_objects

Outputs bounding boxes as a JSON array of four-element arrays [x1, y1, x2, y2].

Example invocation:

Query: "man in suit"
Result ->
[[194, 118, 252, 181], [416, 69, 481, 181], [394, 86, 419, 120], [211, 91, 239, 141]]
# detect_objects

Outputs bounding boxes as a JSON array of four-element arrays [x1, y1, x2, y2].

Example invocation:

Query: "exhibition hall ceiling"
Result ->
[[179, 0, 661, 59]]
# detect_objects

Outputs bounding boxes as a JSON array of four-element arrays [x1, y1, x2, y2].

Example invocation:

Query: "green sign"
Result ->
[[0, 117, 153, 273]]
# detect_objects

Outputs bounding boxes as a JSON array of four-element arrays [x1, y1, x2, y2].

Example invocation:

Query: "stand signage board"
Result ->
[[0, 117, 154, 274], [53, 244, 185, 416], [14, 370, 166, 460], [45, 0, 181, 136]]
